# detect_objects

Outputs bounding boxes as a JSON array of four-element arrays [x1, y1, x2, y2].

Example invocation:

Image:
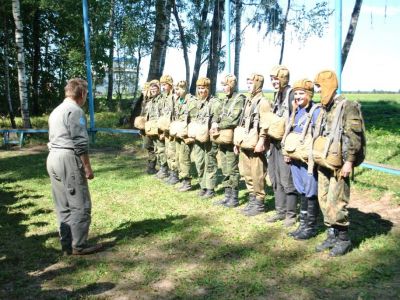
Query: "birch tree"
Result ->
[[12, 0, 31, 128]]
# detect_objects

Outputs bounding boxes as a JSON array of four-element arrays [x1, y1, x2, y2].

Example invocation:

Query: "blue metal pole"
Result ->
[[82, 0, 95, 131], [225, 0, 231, 73], [335, 0, 342, 94]]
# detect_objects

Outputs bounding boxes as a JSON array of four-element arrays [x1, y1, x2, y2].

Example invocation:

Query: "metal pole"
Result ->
[[335, 0, 342, 94], [225, 0, 231, 73], [82, 0, 95, 131]]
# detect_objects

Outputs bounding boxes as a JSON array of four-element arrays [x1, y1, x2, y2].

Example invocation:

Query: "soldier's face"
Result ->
[[175, 87, 186, 98], [270, 76, 280, 91], [294, 90, 310, 108], [150, 85, 159, 96], [222, 84, 231, 95], [246, 79, 255, 93], [161, 83, 172, 94], [197, 86, 209, 99]]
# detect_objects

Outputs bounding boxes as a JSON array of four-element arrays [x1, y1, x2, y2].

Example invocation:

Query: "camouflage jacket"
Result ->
[[315, 95, 363, 163], [189, 95, 221, 126], [158, 91, 175, 119], [215, 92, 246, 130], [146, 94, 163, 121], [174, 94, 196, 122]]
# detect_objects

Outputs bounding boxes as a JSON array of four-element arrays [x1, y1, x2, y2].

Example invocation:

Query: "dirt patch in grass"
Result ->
[[350, 190, 400, 226]]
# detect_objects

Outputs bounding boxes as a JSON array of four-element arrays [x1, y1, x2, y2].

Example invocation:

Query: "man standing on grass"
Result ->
[[46, 78, 103, 256], [312, 70, 365, 256]]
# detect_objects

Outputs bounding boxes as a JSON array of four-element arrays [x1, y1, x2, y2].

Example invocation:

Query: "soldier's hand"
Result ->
[[85, 166, 94, 180], [341, 161, 353, 178], [234, 145, 240, 155], [254, 138, 265, 153]]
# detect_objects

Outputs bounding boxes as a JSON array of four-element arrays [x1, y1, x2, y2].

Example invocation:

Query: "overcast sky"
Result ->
[[139, 0, 400, 92]]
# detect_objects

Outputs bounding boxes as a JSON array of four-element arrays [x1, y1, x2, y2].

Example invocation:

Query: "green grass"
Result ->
[[0, 93, 399, 298]]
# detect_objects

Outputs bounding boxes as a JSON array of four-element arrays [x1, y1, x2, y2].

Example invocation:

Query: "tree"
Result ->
[[172, 0, 190, 84], [147, 0, 173, 81], [189, 0, 210, 94], [233, 0, 242, 90], [12, 0, 31, 128], [107, 0, 115, 106], [278, 0, 290, 64], [341, 0, 363, 71], [2, 16, 16, 128], [207, 0, 225, 95]]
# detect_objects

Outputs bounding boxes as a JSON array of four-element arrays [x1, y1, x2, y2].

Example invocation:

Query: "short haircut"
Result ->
[[65, 78, 88, 100]]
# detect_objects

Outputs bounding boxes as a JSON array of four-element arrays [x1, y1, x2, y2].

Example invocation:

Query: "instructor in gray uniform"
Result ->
[[46, 78, 102, 256]]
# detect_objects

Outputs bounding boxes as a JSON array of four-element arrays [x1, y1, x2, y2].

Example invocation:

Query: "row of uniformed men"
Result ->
[[134, 66, 365, 257]]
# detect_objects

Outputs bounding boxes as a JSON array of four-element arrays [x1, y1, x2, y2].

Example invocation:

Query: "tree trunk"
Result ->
[[341, 0, 362, 71], [233, 0, 242, 91], [172, 0, 190, 84], [3, 18, 17, 129], [107, 0, 115, 108], [147, 0, 172, 81], [189, 0, 210, 94], [12, 0, 31, 128], [278, 0, 290, 64], [32, 8, 40, 115], [207, 0, 225, 95]]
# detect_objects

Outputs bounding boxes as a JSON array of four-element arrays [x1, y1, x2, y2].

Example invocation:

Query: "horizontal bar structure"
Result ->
[[1, 129, 398, 176]]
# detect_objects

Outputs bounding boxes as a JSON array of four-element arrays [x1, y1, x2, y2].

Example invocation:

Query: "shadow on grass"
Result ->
[[0, 185, 115, 299], [0, 152, 48, 181]]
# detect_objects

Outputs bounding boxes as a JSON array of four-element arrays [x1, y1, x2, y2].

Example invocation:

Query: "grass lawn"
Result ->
[[0, 93, 399, 299]]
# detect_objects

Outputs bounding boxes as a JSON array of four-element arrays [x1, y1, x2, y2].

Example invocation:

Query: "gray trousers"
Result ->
[[46, 149, 91, 251], [268, 143, 297, 216]]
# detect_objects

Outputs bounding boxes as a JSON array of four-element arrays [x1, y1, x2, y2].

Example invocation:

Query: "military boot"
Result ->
[[202, 189, 215, 199], [198, 188, 207, 197], [178, 179, 192, 192], [242, 198, 265, 216], [146, 161, 157, 175], [294, 197, 319, 240], [213, 187, 231, 206], [156, 166, 169, 179], [266, 188, 286, 223], [223, 188, 239, 208], [315, 227, 338, 252], [167, 171, 179, 185], [240, 194, 255, 213], [329, 228, 352, 257], [289, 195, 307, 237]]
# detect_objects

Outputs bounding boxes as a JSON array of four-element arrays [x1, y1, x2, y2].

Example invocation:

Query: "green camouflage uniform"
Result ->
[[159, 91, 176, 171], [175, 94, 196, 180], [315, 95, 363, 227], [191, 95, 221, 190], [146, 93, 164, 167], [215, 92, 246, 189], [140, 94, 156, 165]]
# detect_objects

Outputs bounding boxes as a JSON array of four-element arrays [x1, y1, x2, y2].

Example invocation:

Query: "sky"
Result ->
[[139, 0, 400, 92]]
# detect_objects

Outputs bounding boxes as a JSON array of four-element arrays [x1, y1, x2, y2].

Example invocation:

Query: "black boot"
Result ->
[[240, 194, 255, 213], [289, 195, 307, 237], [146, 161, 157, 175], [198, 188, 207, 197], [329, 227, 352, 257], [213, 187, 231, 206], [315, 227, 338, 252], [295, 197, 319, 240], [156, 166, 169, 179], [242, 197, 265, 216], [167, 171, 179, 185], [202, 189, 216, 199], [284, 193, 298, 227], [178, 179, 192, 192], [267, 188, 286, 223], [223, 188, 239, 208]]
